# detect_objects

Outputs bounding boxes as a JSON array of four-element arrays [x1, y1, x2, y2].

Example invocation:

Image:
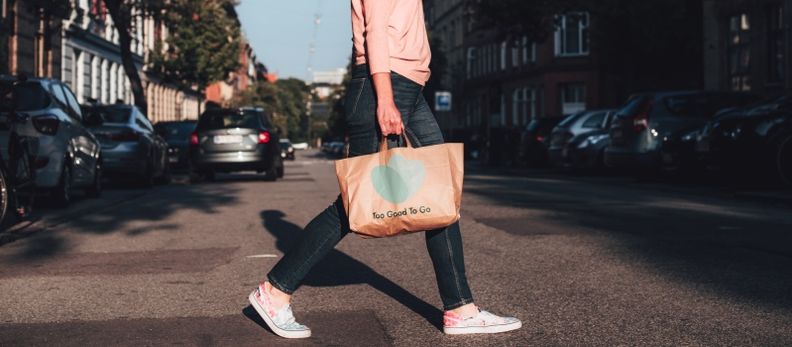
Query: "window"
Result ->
[[512, 39, 520, 67], [555, 12, 589, 56], [582, 111, 607, 128], [768, 5, 785, 84], [512, 89, 522, 125], [522, 36, 536, 64], [500, 41, 507, 71], [50, 82, 69, 110], [728, 13, 751, 91], [560, 83, 586, 115], [466, 47, 477, 79], [61, 84, 83, 121]]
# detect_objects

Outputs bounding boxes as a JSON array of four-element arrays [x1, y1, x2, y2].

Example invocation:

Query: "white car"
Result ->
[[0, 76, 103, 206]]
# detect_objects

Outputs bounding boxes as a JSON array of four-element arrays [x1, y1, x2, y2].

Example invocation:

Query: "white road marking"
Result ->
[[246, 254, 279, 258]]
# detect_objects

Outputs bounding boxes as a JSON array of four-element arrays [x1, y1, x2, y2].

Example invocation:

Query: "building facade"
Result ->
[[703, 0, 790, 97], [1, 0, 63, 79], [61, 0, 201, 122], [204, 38, 263, 106]]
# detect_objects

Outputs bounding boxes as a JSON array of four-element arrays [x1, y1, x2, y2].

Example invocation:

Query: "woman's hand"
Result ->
[[377, 101, 403, 135], [372, 72, 403, 135]]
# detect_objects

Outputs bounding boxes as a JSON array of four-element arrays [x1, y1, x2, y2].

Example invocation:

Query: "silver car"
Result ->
[[0, 76, 102, 206], [83, 104, 169, 186]]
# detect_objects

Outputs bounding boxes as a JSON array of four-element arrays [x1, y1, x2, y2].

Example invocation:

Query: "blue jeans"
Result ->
[[267, 65, 474, 310]]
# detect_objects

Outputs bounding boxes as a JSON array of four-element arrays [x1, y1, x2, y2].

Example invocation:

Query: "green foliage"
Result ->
[[231, 78, 311, 142], [149, 0, 241, 90]]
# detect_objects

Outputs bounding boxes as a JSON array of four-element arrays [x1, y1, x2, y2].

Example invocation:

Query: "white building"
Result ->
[[60, 0, 202, 122]]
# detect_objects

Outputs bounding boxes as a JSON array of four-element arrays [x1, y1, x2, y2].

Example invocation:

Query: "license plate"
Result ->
[[169, 157, 179, 163], [562, 148, 569, 157], [213, 135, 242, 144]]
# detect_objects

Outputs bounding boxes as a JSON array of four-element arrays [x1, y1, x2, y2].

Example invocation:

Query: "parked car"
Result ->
[[189, 107, 283, 181], [519, 117, 564, 166], [548, 109, 614, 168], [0, 76, 102, 206], [154, 120, 196, 171], [279, 138, 295, 160], [557, 110, 616, 170], [83, 104, 169, 186], [696, 95, 792, 185], [605, 91, 762, 171]]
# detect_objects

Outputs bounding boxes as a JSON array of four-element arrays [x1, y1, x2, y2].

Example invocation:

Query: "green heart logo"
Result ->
[[371, 154, 426, 204]]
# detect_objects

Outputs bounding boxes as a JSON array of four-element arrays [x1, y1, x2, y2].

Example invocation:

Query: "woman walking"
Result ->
[[248, 0, 522, 339]]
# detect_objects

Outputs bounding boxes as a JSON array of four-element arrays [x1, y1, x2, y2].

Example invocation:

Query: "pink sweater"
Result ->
[[351, 0, 432, 86]]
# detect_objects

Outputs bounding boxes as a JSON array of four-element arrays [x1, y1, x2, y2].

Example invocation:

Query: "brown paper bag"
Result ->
[[335, 137, 464, 238]]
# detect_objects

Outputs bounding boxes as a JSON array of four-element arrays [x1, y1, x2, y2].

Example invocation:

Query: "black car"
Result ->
[[154, 120, 196, 171], [605, 91, 761, 171], [519, 117, 564, 167], [548, 109, 614, 168], [696, 96, 792, 185], [561, 111, 616, 170], [190, 107, 284, 181]]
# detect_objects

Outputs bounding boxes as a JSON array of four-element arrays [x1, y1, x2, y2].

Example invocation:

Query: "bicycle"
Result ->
[[0, 76, 38, 228]]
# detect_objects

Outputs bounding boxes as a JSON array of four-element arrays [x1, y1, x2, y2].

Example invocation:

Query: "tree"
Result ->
[[103, 0, 160, 115], [231, 78, 312, 142], [149, 0, 241, 91]]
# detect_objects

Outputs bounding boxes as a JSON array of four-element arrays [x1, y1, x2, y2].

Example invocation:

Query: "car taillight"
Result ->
[[109, 131, 140, 142], [190, 132, 199, 146], [632, 99, 654, 132], [536, 135, 545, 142], [32, 115, 59, 135], [258, 131, 271, 144]]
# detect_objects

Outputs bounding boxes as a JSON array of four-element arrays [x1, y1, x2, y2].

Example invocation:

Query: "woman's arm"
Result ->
[[373, 73, 403, 135], [363, 0, 403, 135]]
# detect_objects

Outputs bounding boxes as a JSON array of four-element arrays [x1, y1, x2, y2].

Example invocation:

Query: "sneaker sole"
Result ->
[[248, 291, 311, 339], [443, 320, 522, 335]]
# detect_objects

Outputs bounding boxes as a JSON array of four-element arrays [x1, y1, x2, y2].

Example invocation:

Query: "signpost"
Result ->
[[435, 91, 452, 112]]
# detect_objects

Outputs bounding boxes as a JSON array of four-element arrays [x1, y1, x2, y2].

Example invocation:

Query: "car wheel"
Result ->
[[52, 163, 72, 208], [140, 161, 155, 188], [0, 168, 9, 228], [155, 162, 172, 185], [86, 159, 102, 198], [263, 157, 278, 182], [776, 133, 792, 186], [277, 157, 284, 178]]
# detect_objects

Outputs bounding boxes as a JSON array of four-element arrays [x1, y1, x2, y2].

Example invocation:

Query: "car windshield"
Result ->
[[557, 112, 586, 127], [196, 110, 266, 130], [615, 95, 649, 118], [155, 122, 196, 140], [83, 106, 132, 124], [0, 81, 51, 112]]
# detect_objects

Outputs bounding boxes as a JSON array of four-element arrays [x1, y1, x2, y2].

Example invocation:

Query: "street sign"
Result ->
[[435, 91, 452, 112]]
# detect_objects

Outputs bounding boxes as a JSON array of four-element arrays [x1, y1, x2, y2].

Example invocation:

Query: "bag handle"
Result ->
[[378, 131, 413, 153]]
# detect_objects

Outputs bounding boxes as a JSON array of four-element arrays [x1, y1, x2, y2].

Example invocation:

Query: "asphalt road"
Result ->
[[0, 150, 791, 346]]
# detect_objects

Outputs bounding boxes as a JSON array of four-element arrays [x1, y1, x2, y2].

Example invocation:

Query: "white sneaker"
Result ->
[[248, 283, 311, 339], [443, 309, 522, 335]]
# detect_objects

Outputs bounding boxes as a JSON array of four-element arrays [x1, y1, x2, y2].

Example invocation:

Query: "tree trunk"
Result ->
[[103, 0, 148, 116]]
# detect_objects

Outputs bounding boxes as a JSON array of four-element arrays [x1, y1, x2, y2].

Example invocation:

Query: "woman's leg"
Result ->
[[266, 71, 380, 297], [389, 74, 475, 312]]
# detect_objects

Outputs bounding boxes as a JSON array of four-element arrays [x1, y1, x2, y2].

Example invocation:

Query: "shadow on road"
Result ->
[[0, 180, 240, 261], [464, 173, 792, 312], [257, 209, 444, 330]]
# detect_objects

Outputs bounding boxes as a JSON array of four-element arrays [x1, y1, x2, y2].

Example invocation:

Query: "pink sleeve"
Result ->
[[362, 0, 393, 75]]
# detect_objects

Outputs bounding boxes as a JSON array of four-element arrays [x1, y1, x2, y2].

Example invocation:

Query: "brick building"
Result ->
[[703, 0, 790, 97], [1, 0, 63, 78], [424, 0, 704, 164]]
